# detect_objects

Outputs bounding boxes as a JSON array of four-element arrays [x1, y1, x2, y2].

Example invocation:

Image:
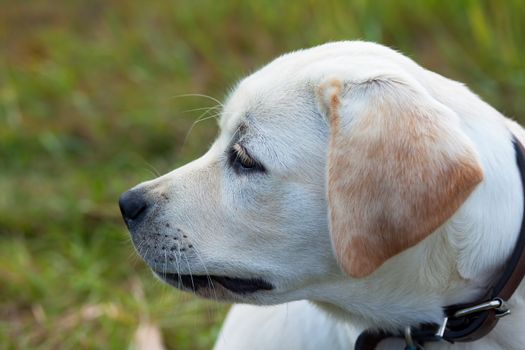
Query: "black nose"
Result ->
[[119, 189, 149, 224]]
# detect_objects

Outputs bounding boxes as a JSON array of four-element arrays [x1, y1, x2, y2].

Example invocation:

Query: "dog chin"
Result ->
[[152, 270, 275, 301]]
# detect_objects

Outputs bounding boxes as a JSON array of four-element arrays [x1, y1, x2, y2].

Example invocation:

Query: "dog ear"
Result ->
[[318, 77, 483, 278]]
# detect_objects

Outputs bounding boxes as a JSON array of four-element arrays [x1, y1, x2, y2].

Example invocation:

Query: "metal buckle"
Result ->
[[404, 326, 415, 348], [494, 298, 511, 318], [435, 298, 511, 340], [404, 326, 424, 350], [435, 316, 448, 338], [453, 298, 511, 318]]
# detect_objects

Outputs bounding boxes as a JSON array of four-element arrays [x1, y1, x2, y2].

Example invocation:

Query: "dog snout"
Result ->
[[119, 189, 150, 226]]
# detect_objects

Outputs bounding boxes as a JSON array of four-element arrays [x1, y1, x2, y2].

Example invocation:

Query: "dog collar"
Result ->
[[355, 136, 525, 350]]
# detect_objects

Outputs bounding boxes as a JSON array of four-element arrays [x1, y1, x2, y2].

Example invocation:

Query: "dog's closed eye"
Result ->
[[229, 143, 266, 174]]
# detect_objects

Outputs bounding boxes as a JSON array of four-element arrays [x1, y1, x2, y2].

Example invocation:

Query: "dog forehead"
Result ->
[[218, 41, 408, 122], [219, 77, 307, 138], [219, 43, 345, 133], [217, 40, 415, 143]]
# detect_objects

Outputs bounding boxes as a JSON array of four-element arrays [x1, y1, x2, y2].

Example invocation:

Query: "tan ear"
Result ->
[[319, 78, 483, 278]]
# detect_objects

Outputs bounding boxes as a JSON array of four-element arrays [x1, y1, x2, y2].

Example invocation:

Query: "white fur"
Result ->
[[128, 41, 525, 349]]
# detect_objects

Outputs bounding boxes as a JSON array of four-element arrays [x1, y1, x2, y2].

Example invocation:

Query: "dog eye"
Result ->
[[229, 144, 265, 173]]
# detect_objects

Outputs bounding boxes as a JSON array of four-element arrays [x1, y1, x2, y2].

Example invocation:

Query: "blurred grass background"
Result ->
[[0, 0, 523, 349]]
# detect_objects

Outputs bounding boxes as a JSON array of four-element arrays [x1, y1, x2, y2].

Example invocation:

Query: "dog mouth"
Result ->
[[155, 272, 274, 294]]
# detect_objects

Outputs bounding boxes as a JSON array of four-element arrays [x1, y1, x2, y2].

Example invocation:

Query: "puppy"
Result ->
[[120, 41, 525, 349]]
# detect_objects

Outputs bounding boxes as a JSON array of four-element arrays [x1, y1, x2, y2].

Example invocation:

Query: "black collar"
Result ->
[[355, 136, 525, 349]]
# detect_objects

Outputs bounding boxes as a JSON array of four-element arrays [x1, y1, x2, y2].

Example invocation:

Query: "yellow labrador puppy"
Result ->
[[120, 41, 525, 349]]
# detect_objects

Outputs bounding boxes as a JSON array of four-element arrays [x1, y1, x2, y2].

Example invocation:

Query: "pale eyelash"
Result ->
[[232, 143, 256, 167]]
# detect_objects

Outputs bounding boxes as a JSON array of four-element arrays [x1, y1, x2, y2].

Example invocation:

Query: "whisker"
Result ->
[[128, 237, 146, 260], [181, 248, 196, 292], [192, 247, 218, 302], [163, 246, 168, 280], [128, 252, 143, 266], [224, 122, 246, 150], [143, 161, 161, 177], [133, 239, 145, 256], [192, 250, 220, 322], [179, 106, 221, 114], [118, 232, 133, 244], [172, 244, 184, 289], [180, 112, 221, 151], [186, 106, 221, 130], [169, 93, 224, 107], [143, 247, 150, 263]]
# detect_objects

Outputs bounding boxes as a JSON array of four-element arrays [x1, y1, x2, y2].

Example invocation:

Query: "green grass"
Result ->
[[0, 0, 524, 349]]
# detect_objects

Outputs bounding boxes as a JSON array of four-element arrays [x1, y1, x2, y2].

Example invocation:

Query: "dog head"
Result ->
[[120, 41, 483, 313]]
